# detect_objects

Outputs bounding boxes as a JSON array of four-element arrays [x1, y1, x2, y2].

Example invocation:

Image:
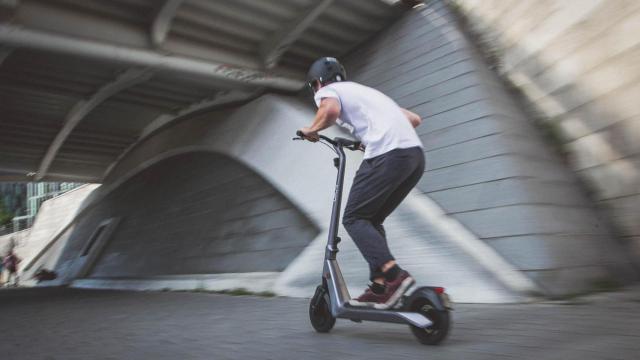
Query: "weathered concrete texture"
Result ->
[[43, 152, 318, 280], [454, 0, 640, 265], [342, 0, 636, 294], [2, 288, 640, 360]]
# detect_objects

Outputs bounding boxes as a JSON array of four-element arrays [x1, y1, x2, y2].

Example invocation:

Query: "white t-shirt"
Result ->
[[314, 81, 423, 159]]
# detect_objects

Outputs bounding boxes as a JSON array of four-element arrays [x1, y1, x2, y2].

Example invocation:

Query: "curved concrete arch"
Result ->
[[33, 148, 319, 289], [101, 94, 359, 228], [75, 94, 535, 302], [88, 151, 319, 276], [24, 95, 351, 291]]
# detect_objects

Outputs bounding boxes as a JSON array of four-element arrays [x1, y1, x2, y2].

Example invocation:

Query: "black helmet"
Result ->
[[306, 57, 346, 93]]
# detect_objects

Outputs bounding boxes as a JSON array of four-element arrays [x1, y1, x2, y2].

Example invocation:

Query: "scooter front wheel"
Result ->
[[408, 296, 450, 345], [309, 285, 336, 333]]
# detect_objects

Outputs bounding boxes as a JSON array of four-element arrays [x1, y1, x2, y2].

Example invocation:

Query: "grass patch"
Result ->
[[547, 277, 624, 303], [216, 288, 277, 297], [178, 287, 276, 298], [548, 292, 590, 304], [589, 278, 623, 293]]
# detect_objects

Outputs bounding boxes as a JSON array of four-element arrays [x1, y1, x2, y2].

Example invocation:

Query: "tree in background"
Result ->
[[0, 197, 14, 227]]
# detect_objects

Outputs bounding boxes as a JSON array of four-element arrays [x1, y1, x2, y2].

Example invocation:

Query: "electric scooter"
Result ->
[[294, 131, 452, 345]]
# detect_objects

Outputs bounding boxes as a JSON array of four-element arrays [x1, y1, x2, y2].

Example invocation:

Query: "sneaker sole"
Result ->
[[348, 299, 381, 309], [373, 276, 415, 310], [347, 299, 377, 307]]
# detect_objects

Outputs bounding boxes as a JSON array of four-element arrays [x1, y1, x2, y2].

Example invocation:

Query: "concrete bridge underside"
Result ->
[[4, 1, 637, 301]]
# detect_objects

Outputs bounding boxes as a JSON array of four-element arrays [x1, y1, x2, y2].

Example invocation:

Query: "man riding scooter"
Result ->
[[299, 57, 425, 309]]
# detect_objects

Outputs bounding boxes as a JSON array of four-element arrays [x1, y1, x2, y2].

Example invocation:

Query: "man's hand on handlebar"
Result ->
[[299, 127, 319, 142], [294, 130, 364, 152]]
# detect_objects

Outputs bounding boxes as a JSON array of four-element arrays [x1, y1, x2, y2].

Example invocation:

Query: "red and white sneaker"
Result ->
[[349, 271, 415, 309], [348, 286, 387, 308], [381, 270, 415, 309]]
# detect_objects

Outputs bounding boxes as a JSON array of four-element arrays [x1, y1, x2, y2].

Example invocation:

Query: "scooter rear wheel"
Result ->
[[309, 285, 336, 333], [408, 297, 450, 345]]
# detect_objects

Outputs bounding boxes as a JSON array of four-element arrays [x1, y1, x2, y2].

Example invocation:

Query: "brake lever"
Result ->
[[349, 143, 365, 152]]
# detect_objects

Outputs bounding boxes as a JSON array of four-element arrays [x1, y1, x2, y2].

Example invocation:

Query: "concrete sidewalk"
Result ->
[[1, 287, 639, 360]]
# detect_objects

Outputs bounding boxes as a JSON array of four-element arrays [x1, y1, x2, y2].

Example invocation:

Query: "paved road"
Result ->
[[1, 288, 639, 360]]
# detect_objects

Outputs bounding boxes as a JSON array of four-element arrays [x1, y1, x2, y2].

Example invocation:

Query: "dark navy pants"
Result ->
[[342, 146, 425, 281]]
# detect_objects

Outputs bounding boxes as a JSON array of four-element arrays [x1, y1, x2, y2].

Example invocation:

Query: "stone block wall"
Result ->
[[341, 0, 636, 293], [453, 0, 640, 265]]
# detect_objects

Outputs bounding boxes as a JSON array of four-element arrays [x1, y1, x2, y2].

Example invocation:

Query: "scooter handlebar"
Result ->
[[294, 131, 363, 151], [295, 130, 335, 144]]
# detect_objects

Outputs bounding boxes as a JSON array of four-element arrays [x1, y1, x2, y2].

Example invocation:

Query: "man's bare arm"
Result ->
[[300, 98, 341, 141], [401, 108, 422, 128]]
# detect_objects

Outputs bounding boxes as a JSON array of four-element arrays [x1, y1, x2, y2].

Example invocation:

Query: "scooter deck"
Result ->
[[337, 302, 433, 328]]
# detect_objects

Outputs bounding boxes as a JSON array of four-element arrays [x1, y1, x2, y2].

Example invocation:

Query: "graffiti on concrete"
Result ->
[[213, 64, 269, 83]]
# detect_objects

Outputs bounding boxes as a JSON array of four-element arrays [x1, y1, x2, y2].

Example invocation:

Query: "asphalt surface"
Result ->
[[1, 287, 639, 360]]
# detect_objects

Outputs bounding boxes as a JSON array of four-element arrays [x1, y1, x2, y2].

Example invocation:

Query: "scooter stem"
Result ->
[[326, 145, 346, 260]]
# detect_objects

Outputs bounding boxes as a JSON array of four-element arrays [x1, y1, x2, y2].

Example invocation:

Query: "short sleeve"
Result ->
[[314, 86, 341, 108]]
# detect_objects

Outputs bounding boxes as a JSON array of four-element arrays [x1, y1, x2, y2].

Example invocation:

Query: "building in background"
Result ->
[[0, 183, 83, 234]]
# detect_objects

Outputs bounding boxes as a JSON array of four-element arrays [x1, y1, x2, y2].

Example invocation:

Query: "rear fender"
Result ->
[[404, 286, 452, 311]]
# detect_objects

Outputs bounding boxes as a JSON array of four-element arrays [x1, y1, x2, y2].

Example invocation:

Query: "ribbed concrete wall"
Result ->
[[45, 152, 317, 279], [453, 0, 640, 265], [342, 0, 636, 293]]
